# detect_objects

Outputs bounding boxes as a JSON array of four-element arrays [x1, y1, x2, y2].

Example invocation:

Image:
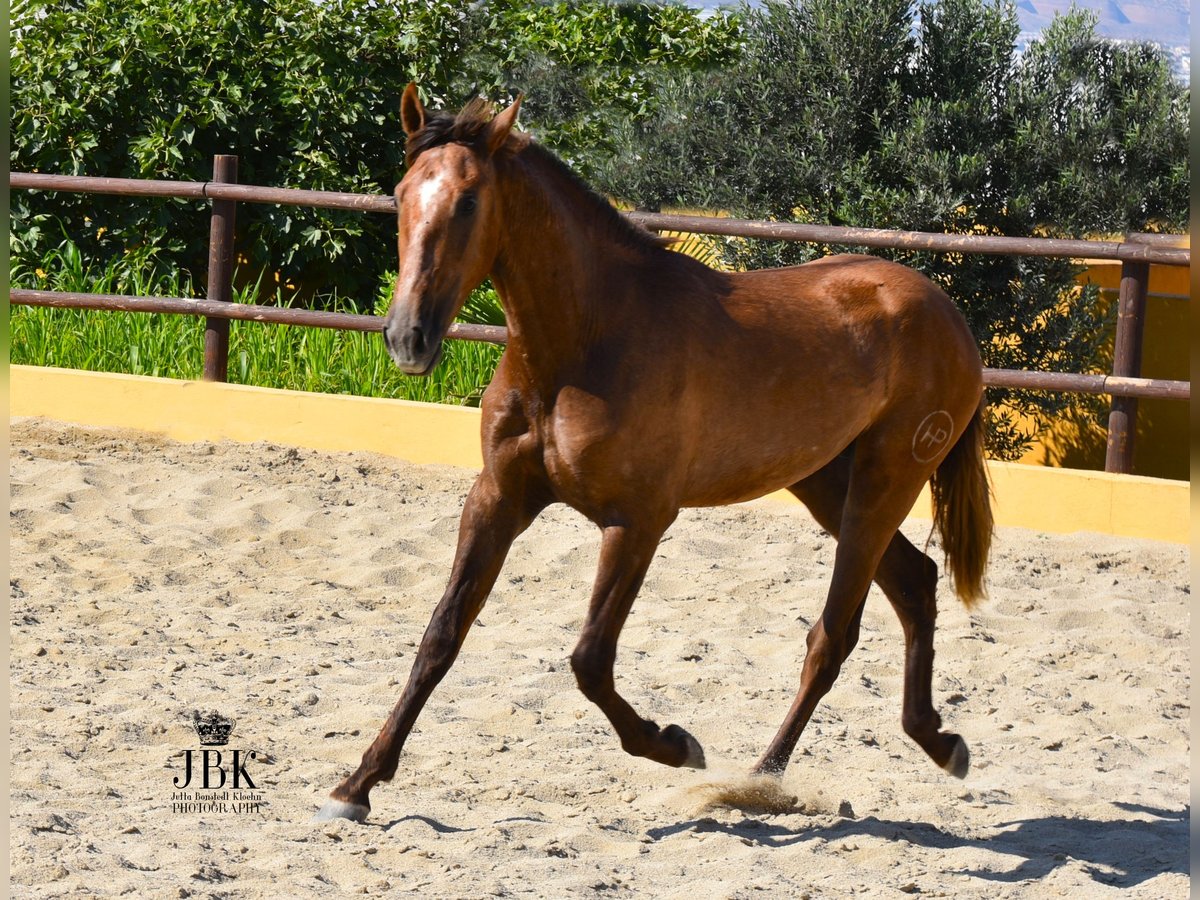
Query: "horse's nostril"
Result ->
[[411, 327, 427, 356]]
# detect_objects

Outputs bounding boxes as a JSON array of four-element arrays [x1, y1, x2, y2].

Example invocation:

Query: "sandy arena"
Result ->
[[9, 417, 1189, 898]]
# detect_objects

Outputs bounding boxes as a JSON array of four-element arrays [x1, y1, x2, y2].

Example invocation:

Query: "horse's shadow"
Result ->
[[380, 813, 547, 834], [645, 801, 1188, 888]]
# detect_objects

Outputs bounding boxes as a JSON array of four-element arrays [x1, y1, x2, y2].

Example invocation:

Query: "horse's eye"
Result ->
[[458, 195, 478, 216]]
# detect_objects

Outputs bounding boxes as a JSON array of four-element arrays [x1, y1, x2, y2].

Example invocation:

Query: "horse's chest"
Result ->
[[535, 389, 649, 514], [540, 391, 608, 475]]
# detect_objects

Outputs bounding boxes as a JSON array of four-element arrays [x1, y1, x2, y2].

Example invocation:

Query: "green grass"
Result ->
[[10, 242, 505, 405]]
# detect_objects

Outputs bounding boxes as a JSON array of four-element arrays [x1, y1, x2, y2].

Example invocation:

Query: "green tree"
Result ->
[[11, 0, 739, 300], [12, 0, 477, 299], [599, 0, 1188, 458], [462, 1, 742, 178], [1007, 8, 1188, 232]]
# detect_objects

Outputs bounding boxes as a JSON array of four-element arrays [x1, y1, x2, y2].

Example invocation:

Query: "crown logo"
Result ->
[[192, 710, 235, 746]]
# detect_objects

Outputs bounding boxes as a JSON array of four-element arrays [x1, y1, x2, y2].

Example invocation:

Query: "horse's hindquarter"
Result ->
[[478, 253, 981, 520], [674, 255, 982, 507]]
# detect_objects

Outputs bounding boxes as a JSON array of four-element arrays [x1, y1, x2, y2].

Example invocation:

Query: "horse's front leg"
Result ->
[[570, 519, 706, 769], [315, 470, 544, 822]]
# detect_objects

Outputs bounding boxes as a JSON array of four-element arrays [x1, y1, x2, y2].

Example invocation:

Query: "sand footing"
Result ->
[[10, 418, 1189, 897]]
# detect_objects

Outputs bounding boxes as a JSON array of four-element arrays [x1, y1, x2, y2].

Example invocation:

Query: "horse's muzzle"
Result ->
[[383, 318, 444, 376]]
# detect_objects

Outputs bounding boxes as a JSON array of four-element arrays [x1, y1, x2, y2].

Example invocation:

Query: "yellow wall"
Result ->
[[1016, 255, 1189, 480], [10, 365, 1187, 544], [10, 366, 484, 469]]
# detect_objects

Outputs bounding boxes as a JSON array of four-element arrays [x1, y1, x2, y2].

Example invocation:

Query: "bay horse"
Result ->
[[315, 85, 992, 823]]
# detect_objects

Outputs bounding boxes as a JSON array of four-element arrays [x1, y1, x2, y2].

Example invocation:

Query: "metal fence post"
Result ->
[[203, 155, 238, 381], [1103, 253, 1150, 474]]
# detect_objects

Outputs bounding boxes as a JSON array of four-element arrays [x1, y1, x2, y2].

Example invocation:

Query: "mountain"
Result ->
[[1013, 0, 1188, 46]]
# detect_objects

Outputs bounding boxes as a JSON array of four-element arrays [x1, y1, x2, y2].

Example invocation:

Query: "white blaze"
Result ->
[[395, 170, 451, 302], [415, 170, 448, 218]]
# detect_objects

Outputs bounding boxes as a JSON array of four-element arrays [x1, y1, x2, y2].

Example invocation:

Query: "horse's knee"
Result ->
[[570, 643, 612, 702], [803, 624, 848, 692]]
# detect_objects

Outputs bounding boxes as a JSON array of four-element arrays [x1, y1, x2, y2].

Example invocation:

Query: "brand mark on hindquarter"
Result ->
[[912, 411, 955, 463]]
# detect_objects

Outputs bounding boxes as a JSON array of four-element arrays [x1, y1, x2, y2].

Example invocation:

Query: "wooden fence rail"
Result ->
[[8, 288, 1187, 403], [9, 172, 1190, 265], [9, 162, 1190, 474]]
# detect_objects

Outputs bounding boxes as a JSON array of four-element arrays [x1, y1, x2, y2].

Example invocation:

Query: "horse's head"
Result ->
[[383, 84, 521, 375]]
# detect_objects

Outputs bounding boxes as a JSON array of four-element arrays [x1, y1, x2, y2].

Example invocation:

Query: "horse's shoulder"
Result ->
[[479, 365, 541, 453]]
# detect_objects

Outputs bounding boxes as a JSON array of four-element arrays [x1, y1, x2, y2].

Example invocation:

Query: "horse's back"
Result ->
[[703, 254, 974, 383], [661, 253, 983, 506], [727, 254, 969, 340]]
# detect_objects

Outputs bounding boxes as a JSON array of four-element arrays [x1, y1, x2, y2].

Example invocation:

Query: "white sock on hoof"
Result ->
[[941, 737, 969, 779], [681, 733, 706, 769], [312, 798, 370, 823]]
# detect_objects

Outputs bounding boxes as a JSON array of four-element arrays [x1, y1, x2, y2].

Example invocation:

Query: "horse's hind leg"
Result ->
[[878, 538, 968, 777], [772, 452, 968, 777], [570, 517, 705, 769], [752, 437, 942, 776], [316, 470, 545, 822]]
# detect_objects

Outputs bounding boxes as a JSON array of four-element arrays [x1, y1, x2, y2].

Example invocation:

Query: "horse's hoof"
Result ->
[[749, 762, 784, 778], [663, 724, 706, 769], [941, 735, 969, 779], [312, 798, 370, 823]]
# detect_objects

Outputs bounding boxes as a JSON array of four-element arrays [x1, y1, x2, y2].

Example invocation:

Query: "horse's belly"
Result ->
[[681, 479, 802, 508], [538, 372, 876, 516], [679, 453, 822, 507], [678, 419, 862, 508]]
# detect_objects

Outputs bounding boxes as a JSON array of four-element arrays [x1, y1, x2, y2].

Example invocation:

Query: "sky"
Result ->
[[1012, 0, 1188, 46], [692, 0, 1190, 79]]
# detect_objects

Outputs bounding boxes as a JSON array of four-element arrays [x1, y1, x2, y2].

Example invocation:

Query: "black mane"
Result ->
[[403, 97, 496, 166], [405, 97, 672, 256]]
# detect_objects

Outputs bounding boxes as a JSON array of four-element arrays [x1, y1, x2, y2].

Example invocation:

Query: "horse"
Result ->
[[314, 85, 993, 823]]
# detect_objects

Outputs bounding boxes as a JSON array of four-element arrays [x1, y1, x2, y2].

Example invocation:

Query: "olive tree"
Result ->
[[598, 0, 1188, 458]]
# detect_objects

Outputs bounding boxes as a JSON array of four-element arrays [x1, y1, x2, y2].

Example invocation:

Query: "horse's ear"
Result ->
[[401, 83, 426, 137], [484, 94, 522, 156]]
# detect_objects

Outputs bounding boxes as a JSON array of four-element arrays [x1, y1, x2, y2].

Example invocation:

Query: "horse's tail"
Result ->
[[929, 400, 993, 608]]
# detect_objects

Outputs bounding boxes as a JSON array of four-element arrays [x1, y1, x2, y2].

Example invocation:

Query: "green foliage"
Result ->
[[463, 1, 742, 175], [1007, 8, 1189, 232], [10, 0, 739, 293], [11, 241, 206, 377], [599, 0, 1187, 458], [11, 240, 502, 404], [11, 0, 476, 298], [226, 313, 502, 405]]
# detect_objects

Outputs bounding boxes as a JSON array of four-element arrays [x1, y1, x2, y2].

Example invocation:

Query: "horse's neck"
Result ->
[[490, 153, 622, 386]]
